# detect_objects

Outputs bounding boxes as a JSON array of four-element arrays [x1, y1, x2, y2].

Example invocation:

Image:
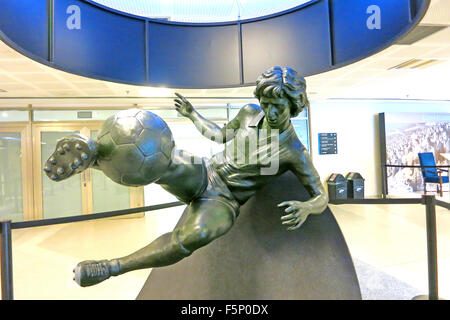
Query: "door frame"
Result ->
[[32, 122, 96, 219], [0, 122, 33, 220]]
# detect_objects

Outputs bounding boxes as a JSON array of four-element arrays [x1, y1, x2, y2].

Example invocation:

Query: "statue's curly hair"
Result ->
[[254, 66, 309, 118]]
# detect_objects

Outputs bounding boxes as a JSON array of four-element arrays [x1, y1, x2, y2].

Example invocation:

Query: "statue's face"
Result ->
[[259, 96, 291, 129]]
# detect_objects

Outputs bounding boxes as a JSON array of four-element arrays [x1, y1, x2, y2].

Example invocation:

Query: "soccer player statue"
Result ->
[[44, 66, 328, 287]]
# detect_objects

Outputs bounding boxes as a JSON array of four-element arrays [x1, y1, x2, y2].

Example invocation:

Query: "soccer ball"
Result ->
[[95, 109, 174, 187]]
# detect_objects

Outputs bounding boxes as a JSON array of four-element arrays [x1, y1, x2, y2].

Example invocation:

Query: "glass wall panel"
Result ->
[[194, 108, 227, 120], [34, 108, 228, 122], [41, 131, 82, 218], [148, 109, 179, 119], [292, 118, 310, 152], [34, 110, 120, 121], [0, 110, 29, 122], [0, 132, 23, 221], [150, 108, 227, 120]]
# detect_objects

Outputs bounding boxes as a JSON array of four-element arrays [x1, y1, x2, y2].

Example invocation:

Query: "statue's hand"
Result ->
[[174, 92, 194, 118], [277, 200, 315, 231]]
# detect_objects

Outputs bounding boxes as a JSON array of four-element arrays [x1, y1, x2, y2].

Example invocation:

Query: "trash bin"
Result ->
[[345, 172, 365, 199], [327, 173, 347, 200]]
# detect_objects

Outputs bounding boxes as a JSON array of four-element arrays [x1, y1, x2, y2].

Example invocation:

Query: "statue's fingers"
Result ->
[[278, 201, 293, 207], [282, 219, 296, 226], [281, 213, 296, 221], [287, 220, 304, 231], [175, 92, 188, 102], [284, 206, 295, 213], [174, 98, 183, 105], [287, 225, 300, 231]]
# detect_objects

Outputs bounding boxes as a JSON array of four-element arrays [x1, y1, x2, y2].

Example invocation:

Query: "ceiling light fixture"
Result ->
[[389, 58, 443, 70]]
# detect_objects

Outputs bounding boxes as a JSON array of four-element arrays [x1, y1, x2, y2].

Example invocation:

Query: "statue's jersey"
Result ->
[[158, 104, 321, 208], [210, 104, 309, 205]]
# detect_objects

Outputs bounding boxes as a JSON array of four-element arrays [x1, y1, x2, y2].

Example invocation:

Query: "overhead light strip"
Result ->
[[390, 58, 443, 70]]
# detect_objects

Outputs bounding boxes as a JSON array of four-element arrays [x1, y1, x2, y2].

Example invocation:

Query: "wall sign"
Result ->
[[319, 133, 337, 155]]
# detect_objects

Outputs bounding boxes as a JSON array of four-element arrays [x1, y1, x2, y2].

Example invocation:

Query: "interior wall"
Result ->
[[308, 99, 450, 197]]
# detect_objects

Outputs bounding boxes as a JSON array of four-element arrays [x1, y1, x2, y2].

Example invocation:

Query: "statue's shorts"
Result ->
[[192, 158, 240, 221]]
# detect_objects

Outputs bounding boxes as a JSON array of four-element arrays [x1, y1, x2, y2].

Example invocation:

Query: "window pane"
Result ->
[[0, 132, 23, 221], [41, 131, 82, 218], [34, 110, 120, 121], [0, 111, 29, 122]]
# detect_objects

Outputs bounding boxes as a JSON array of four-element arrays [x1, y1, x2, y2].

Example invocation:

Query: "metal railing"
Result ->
[[330, 195, 449, 300], [0, 201, 184, 300], [0, 220, 13, 300], [1, 196, 449, 300]]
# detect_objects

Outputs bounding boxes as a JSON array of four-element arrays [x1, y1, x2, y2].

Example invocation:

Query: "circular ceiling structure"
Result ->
[[92, 0, 314, 22], [0, 0, 431, 88]]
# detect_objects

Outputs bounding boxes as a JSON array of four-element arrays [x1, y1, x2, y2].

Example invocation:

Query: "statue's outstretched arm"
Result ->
[[278, 145, 328, 231], [174, 92, 240, 143]]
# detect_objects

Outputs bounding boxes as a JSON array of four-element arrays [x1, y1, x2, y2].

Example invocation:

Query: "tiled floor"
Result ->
[[8, 200, 450, 300], [10, 206, 185, 300]]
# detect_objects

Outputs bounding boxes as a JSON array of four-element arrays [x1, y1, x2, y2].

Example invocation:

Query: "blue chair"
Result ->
[[418, 152, 449, 197]]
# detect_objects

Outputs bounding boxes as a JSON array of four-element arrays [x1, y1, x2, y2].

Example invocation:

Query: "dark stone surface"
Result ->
[[137, 172, 361, 300]]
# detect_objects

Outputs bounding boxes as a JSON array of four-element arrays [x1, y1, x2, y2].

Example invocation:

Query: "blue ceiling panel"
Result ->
[[241, 1, 331, 82], [53, 0, 146, 84], [332, 0, 412, 65], [148, 23, 241, 88], [0, 0, 48, 59]]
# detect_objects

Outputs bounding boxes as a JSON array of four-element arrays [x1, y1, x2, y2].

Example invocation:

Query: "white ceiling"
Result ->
[[0, 0, 449, 108]]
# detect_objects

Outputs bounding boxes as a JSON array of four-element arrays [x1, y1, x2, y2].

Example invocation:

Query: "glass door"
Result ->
[[33, 123, 85, 219], [0, 123, 33, 222], [33, 122, 143, 220]]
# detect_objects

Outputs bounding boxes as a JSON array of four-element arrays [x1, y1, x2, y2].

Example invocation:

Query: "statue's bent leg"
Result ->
[[117, 197, 236, 273], [73, 197, 237, 287]]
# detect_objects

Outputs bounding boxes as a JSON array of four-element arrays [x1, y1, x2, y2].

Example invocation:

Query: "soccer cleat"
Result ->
[[73, 259, 120, 287], [44, 134, 97, 182]]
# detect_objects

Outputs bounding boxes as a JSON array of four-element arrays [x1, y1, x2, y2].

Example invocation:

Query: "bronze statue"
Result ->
[[44, 66, 328, 287]]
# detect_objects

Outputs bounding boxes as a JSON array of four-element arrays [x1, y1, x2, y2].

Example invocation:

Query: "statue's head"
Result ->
[[254, 66, 309, 119]]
